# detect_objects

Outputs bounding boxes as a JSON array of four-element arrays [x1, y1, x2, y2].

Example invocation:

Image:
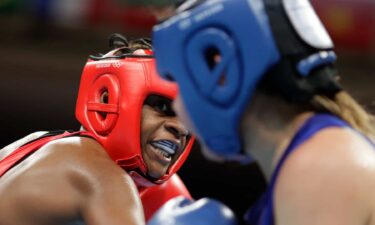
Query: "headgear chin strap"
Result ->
[[153, 0, 340, 158], [76, 49, 194, 185]]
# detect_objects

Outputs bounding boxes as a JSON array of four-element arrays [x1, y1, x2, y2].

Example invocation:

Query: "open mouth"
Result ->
[[149, 140, 179, 161]]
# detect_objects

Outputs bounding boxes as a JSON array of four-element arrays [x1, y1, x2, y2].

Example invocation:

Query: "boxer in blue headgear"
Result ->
[[149, 0, 375, 224]]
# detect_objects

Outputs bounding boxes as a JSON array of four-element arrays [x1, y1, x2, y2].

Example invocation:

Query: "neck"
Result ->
[[240, 93, 313, 181]]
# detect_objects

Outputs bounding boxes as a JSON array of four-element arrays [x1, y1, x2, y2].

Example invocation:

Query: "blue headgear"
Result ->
[[153, 0, 340, 158]]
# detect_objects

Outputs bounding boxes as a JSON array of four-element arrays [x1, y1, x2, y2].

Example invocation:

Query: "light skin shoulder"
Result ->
[[0, 136, 144, 225], [274, 127, 375, 225]]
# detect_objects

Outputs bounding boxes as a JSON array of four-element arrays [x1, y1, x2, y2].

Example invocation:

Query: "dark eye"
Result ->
[[154, 100, 168, 112], [145, 95, 175, 116]]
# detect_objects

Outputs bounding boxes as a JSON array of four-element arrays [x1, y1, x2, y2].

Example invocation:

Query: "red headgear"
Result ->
[[75, 48, 194, 185]]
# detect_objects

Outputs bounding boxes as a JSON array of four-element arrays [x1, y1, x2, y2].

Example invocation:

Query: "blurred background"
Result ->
[[0, 0, 374, 219]]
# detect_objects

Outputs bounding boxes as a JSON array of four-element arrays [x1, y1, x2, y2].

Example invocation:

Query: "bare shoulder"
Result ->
[[279, 126, 375, 181], [42, 136, 135, 191], [1, 136, 127, 204], [0, 136, 143, 224], [46, 137, 144, 225], [275, 127, 375, 225]]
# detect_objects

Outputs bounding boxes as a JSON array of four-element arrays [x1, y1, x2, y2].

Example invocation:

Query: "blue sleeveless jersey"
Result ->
[[244, 113, 375, 225]]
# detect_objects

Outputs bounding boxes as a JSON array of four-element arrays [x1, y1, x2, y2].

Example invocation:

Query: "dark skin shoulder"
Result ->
[[0, 136, 145, 225]]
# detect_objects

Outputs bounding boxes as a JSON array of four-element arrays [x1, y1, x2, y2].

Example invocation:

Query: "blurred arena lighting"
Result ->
[[313, 0, 375, 52]]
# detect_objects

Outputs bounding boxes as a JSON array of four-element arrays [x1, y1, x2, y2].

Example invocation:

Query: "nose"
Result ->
[[164, 118, 189, 140]]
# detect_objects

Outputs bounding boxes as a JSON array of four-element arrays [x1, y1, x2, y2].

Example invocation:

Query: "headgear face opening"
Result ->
[[76, 49, 194, 185], [153, 0, 339, 158]]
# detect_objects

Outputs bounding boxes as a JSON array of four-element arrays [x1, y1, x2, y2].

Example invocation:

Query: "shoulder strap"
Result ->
[[270, 114, 348, 187], [245, 114, 349, 225], [0, 131, 94, 177]]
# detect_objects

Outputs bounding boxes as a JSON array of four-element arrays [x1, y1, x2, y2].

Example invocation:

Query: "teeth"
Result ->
[[151, 140, 177, 155]]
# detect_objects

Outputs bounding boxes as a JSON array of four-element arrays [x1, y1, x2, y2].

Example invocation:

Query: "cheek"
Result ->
[[173, 95, 195, 134], [140, 108, 152, 144], [140, 107, 161, 140]]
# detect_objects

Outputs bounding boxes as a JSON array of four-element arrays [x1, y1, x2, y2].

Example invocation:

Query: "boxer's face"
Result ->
[[141, 95, 190, 179]]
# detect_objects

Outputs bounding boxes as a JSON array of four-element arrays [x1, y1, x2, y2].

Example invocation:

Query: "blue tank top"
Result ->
[[244, 113, 375, 225]]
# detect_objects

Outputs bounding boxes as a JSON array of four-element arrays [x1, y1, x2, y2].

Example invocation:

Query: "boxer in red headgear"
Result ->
[[76, 36, 194, 185], [0, 36, 193, 225]]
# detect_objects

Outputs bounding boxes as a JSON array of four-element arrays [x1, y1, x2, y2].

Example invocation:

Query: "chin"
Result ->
[[148, 171, 166, 180]]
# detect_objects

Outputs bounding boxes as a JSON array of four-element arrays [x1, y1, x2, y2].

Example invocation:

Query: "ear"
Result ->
[[185, 27, 241, 106], [87, 74, 120, 135]]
